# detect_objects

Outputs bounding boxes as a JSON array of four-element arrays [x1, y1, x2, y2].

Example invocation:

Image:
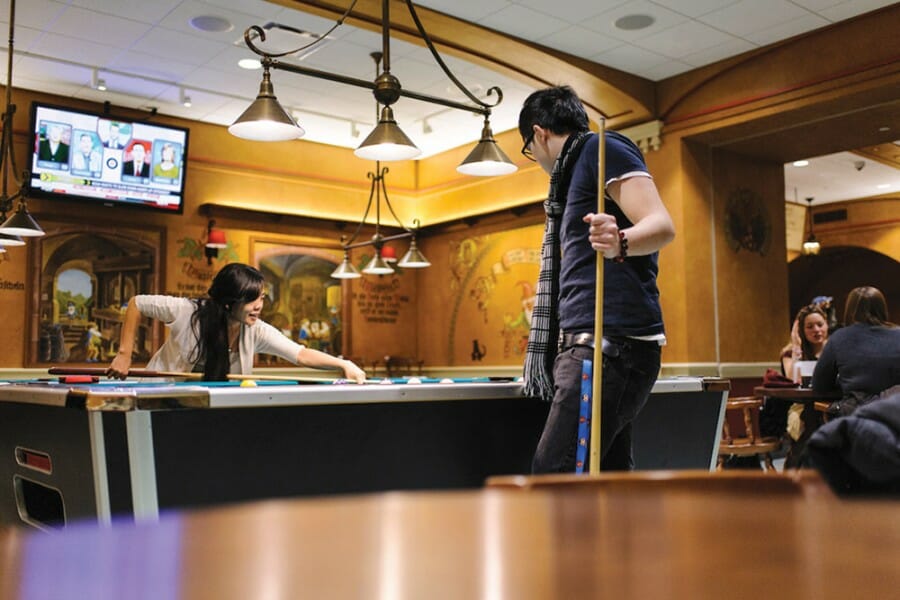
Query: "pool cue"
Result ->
[[589, 118, 606, 475], [225, 374, 340, 384], [49, 367, 203, 379]]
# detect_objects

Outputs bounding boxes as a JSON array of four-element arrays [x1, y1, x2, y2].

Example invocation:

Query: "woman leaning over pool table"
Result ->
[[106, 263, 365, 383]]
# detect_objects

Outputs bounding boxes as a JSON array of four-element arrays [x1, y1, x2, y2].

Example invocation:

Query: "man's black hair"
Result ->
[[518, 85, 590, 141]]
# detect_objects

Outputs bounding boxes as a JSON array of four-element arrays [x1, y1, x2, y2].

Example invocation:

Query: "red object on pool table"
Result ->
[[59, 375, 99, 383]]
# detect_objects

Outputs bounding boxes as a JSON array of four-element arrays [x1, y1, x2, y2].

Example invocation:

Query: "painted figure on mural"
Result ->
[[85, 322, 104, 362]]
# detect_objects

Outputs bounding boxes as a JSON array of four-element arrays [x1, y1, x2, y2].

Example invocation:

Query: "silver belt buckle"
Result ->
[[572, 332, 594, 347]]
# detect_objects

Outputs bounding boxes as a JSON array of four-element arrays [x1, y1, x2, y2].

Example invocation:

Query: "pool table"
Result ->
[[0, 375, 727, 528]]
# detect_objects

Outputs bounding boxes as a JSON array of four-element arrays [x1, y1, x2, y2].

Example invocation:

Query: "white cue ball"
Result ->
[[380, 378, 393, 384], [439, 378, 454, 384], [407, 377, 421, 384]]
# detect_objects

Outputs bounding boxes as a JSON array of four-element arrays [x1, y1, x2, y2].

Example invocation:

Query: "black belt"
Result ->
[[559, 332, 620, 357]]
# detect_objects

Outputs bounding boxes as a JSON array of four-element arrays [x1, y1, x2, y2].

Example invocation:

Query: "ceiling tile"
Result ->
[[198, 0, 286, 21], [788, 0, 868, 12], [679, 36, 756, 67], [43, 5, 153, 48], [29, 32, 123, 69], [744, 13, 830, 46], [100, 71, 169, 99], [105, 49, 200, 82], [411, 0, 511, 22], [68, 0, 181, 23], [12, 76, 83, 99], [640, 59, 694, 80], [590, 43, 668, 76], [817, 0, 898, 21], [536, 25, 621, 57], [698, 0, 810, 38], [0, 24, 46, 54], [179, 65, 261, 97], [514, 0, 630, 22], [645, 0, 742, 18], [130, 27, 228, 66], [0, 0, 67, 30], [197, 42, 261, 74], [478, 5, 570, 41], [15, 55, 91, 86], [633, 19, 737, 58]]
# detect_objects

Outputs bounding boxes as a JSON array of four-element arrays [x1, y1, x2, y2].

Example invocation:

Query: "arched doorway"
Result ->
[[789, 246, 900, 327]]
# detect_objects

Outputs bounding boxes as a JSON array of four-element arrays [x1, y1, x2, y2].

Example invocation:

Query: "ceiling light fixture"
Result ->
[[792, 160, 809, 167], [802, 197, 821, 256], [0, 0, 43, 240], [331, 53, 430, 280], [180, 88, 192, 108], [91, 68, 107, 92], [230, 0, 516, 176], [614, 14, 655, 31], [238, 58, 262, 70]]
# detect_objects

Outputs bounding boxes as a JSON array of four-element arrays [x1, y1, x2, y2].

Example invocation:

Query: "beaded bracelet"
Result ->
[[613, 230, 628, 263]]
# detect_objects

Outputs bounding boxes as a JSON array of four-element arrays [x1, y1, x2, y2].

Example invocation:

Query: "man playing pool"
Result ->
[[106, 263, 366, 383]]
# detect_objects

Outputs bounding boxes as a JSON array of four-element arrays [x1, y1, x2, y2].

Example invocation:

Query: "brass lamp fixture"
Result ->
[[802, 197, 821, 256], [331, 52, 430, 281], [0, 0, 44, 240], [330, 162, 430, 279], [230, 0, 516, 176]]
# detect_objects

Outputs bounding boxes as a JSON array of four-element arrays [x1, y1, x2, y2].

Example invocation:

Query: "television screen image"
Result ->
[[29, 103, 189, 214]]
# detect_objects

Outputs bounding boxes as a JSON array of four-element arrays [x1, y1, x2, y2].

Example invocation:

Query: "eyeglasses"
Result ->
[[521, 132, 535, 162]]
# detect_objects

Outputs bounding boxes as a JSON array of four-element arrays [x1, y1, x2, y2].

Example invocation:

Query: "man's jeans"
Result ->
[[532, 337, 661, 473]]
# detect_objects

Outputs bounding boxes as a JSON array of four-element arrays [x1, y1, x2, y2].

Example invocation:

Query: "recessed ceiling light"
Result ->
[[189, 15, 234, 33], [238, 58, 262, 70], [876, 183, 892, 189], [792, 160, 809, 167], [614, 14, 655, 31]]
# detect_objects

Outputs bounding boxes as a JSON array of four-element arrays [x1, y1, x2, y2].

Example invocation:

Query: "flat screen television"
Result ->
[[28, 102, 189, 214]]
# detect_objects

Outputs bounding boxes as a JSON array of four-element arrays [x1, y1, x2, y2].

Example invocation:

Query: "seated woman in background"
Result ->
[[812, 286, 900, 414], [760, 304, 831, 441], [781, 303, 829, 380]]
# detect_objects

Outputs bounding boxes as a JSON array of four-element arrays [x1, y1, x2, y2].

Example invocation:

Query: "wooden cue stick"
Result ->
[[589, 118, 606, 475], [225, 374, 338, 383], [48, 367, 343, 384], [48, 367, 203, 379]]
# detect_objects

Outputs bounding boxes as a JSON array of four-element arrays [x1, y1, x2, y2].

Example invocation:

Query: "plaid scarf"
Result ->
[[524, 131, 591, 401]]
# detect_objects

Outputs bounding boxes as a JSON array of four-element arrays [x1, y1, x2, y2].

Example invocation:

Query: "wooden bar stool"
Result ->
[[718, 396, 783, 471]]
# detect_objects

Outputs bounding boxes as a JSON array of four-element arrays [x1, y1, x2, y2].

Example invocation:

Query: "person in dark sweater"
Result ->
[[518, 86, 675, 473], [812, 286, 900, 408]]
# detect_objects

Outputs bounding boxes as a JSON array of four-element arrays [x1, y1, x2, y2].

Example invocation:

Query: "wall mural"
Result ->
[[30, 224, 161, 366], [252, 240, 346, 366], [173, 231, 240, 297], [446, 228, 541, 365]]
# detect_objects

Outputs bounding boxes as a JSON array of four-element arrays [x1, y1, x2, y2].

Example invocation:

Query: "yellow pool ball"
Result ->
[[240, 379, 258, 387]]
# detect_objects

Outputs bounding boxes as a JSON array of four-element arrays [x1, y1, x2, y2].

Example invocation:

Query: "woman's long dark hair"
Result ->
[[190, 263, 265, 380], [843, 286, 893, 327]]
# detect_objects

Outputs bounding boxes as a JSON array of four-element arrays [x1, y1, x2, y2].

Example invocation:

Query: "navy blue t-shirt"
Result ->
[[558, 131, 665, 337]]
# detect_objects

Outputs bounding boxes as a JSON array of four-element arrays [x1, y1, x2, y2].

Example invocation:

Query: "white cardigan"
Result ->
[[135, 295, 303, 374]]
